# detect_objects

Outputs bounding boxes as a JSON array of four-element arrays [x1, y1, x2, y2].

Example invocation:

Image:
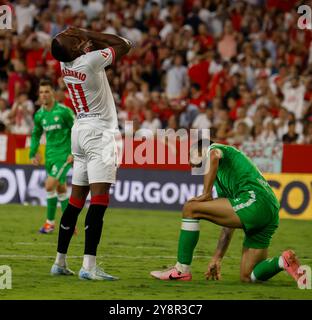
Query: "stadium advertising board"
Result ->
[[265, 173, 312, 221], [0, 165, 311, 220]]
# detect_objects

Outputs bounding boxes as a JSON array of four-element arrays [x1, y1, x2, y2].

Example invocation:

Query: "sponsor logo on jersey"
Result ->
[[43, 124, 62, 131]]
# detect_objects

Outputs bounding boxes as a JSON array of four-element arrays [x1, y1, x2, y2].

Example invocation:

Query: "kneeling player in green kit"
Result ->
[[151, 140, 302, 284], [30, 80, 75, 234]]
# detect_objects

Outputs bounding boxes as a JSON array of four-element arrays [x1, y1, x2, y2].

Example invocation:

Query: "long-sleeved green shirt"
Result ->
[[29, 102, 75, 162]]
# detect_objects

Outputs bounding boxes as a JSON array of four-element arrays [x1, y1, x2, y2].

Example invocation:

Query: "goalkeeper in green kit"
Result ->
[[151, 140, 303, 285], [30, 80, 75, 234]]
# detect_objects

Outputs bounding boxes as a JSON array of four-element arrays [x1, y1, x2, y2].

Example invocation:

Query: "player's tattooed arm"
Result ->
[[214, 227, 235, 259], [205, 227, 235, 280]]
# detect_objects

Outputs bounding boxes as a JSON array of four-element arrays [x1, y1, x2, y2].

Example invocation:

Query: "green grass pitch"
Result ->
[[0, 204, 311, 300]]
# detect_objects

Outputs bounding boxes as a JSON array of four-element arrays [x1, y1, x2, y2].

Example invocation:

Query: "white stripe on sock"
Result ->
[[57, 193, 68, 201], [47, 191, 57, 199], [250, 271, 257, 282], [181, 220, 199, 231], [175, 261, 191, 273], [278, 256, 284, 269]]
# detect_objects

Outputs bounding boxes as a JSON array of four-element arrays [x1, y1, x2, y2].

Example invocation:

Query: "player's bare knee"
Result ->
[[182, 201, 194, 218], [57, 184, 67, 194], [45, 183, 56, 192]]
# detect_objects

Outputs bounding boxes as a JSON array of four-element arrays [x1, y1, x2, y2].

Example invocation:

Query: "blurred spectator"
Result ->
[[28, 62, 47, 103], [8, 93, 34, 134], [218, 21, 237, 61], [228, 122, 250, 145], [192, 107, 213, 130], [0, 98, 10, 127], [15, 0, 38, 34], [281, 76, 306, 120], [8, 60, 31, 106], [282, 121, 304, 144], [83, 0, 104, 21], [0, 36, 11, 80], [121, 18, 143, 45], [166, 54, 189, 99], [261, 120, 279, 144], [141, 109, 162, 135], [250, 122, 264, 143], [303, 122, 312, 144]]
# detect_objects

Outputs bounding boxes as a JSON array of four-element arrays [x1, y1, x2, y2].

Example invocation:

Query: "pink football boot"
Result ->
[[150, 266, 192, 281], [282, 250, 302, 281]]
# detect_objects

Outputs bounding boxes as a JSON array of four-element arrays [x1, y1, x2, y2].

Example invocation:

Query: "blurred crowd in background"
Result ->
[[0, 0, 312, 145]]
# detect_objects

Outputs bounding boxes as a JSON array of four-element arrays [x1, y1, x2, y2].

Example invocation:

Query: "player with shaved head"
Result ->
[[50, 27, 131, 280]]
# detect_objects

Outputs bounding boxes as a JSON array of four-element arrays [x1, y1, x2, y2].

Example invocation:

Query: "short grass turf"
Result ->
[[0, 204, 311, 300]]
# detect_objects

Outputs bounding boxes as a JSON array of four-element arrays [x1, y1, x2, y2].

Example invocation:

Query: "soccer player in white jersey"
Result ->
[[49, 27, 131, 280]]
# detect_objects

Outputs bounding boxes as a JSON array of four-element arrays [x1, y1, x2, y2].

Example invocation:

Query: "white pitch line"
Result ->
[[0, 254, 177, 260], [15, 242, 82, 247], [14, 242, 169, 250], [0, 254, 311, 261]]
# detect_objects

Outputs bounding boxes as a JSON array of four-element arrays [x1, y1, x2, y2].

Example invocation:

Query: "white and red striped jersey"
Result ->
[[60, 47, 118, 130]]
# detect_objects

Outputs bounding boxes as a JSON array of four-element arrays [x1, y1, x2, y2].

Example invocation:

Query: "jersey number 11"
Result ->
[[67, 83, 89, 113]]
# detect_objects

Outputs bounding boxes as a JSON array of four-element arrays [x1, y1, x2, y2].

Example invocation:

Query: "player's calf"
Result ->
[[249, 251, 302, 284]]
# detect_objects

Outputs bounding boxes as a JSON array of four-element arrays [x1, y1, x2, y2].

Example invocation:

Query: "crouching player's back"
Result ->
[[210, 143, 280, 250]]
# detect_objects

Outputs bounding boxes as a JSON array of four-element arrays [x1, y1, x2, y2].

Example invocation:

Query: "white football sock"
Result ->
[[83, 255, 96, 270], [175, 261, 190, 273], [55, 252, 66, 267]]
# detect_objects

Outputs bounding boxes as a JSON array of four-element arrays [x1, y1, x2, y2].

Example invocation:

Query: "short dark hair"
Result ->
[[51, 38, 72, 62], [39, 79, 54, 89], [198, 138, 214, 148], [191, 138, 214, 154]]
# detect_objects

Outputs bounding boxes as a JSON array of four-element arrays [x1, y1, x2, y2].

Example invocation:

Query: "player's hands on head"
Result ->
[[205, 258, 222, 280], [63, 26, 88, 41]]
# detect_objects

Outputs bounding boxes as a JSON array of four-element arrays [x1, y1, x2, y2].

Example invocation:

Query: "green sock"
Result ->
[[177, 218, 200, 265], [58, 193, 69, 213], [47, 192, 58, 222], [251, 256, 284, 282]]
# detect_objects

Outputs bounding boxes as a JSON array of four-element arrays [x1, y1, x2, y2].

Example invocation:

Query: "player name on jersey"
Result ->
[[61, 68, 86, 81]]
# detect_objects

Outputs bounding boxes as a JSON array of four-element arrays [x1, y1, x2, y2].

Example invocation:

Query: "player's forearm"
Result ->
[[29, 128, 42, 159], [84, 31, 131, 49], [213, 227, 235, 259], [29, 139, 40, 159]]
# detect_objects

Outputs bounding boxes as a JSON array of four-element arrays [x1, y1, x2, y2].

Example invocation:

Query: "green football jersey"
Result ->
[[29, 102, 75, 161], [209, 143, 279, 208]]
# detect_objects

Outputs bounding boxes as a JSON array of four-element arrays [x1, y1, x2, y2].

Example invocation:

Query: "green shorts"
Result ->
[[229, 190, 279, 249], [45, 158, 72, 184]]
